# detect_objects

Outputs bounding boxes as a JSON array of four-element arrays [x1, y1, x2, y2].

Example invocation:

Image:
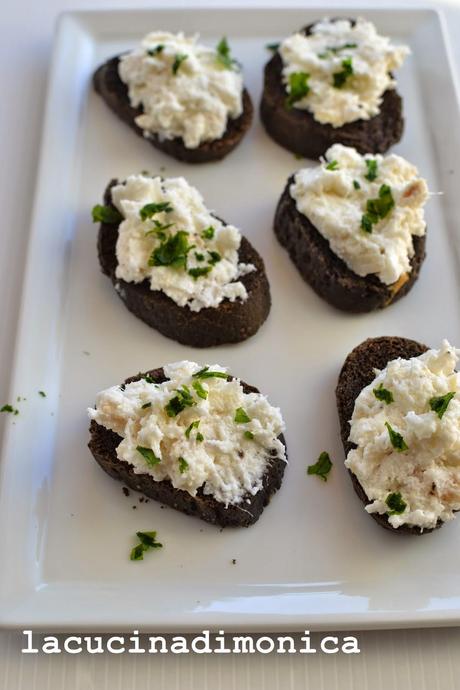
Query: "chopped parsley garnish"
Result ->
[[144, 219, 175, 239], [318, 42, 358, 58], [353, 180, 361, 190], [193, 367, 229, 380], [361, 184, 395, 233], [38, 390, 46, 398], [244, 430, 255, 440], [194, 252, 205, 261], [178, 456, 189, 474], [285, 72, 310, 108], [216, 37, 238, 70], [188, 266, 212, 279], [364, 158, 378, 181], [208, 251, 221, 265], [149, 230, 192, 268], [234, 407, 251, 423], [385, 492, 407, 515], [91, 204, 122, 224], [185, 420, 200, 438], [1, 404, 19, 416], [139, 201, 173, 221], [172, 53, 188, 75], [429, 392, 456, 419], [326, 160, 339, 171], [146, 45, 164, 56], [373, 384, 394, 405], [385, 422, 408, 452], [141, 402, 152, 409], [165, 386, 196, 417], [196, 432, 204, 442], [143, 374, 159, 384], [201, 226, 215, 240], [332, 57, 353, 88], [136, 446, 161, 466], [130, 531, 163, 561], [307, 451, 332, 481], [192, 380, 208, 400]]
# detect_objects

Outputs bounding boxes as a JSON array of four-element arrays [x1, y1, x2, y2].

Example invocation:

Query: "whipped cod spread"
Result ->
[[118, 31, 244, 148], [345, 342, 460, 529], [290, 144, 429, 285], [88, 361, 286, 506], [279, 17, 409, 127]]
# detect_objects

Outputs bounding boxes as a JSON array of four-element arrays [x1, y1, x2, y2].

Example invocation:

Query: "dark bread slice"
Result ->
[[260, 22, 404, 159], [274, 176, 426, 312], [88, 368, 287, 527], [97, 180, 271, 347], [336, 336, 446, 535], [93, 56, 253, 164]]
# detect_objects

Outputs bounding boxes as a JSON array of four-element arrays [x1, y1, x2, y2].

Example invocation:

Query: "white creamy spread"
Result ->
[[88, 361, 286, 506], [111, 174, 256, 312], [290, 144, 429, 285], [345, 341, 460, 530], [118, 31, 244, 148], [279, 17, 409, 127]]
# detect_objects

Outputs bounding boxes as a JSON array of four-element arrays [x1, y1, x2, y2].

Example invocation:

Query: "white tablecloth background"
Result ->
[[1, 0, 459, 687]]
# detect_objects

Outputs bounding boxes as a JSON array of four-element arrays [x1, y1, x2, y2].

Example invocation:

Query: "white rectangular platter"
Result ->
[[1, 5, 460, 631]]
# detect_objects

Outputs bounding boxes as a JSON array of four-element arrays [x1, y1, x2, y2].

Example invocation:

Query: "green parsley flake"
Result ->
[[244, 430, 255, 440], [193, 367, 229, 380], [353, 180, 361, 190], [318, 42, 358, 59], [178, 456, 189, 474], [185, 420, 200, 438], [194, 252, 205, 261], [373, 384, 394, 405], [144, 219, 175, 239], [143, 374, 159, 384], [149, 230, 192, 268], [192, 380, 208, 400], [361, 184, 395, 233], [146, 45, 164, 56], [91, 204, 122, 224], [1, 404, 19, 416], [38, 391, 46, 398], [326, 160, 339, 171], [429, 392, 456, 419], [208, 251, 221, 265], [286, 72, 310, 108], [140, 201, 173, 221], [196, 432, 204, 443], [201, 226, 215, 240], [216, 37, 238, 70], [385, 492, 407, 516], [332, 57, 353, 88], [165, 386, 196, 417], [364, 159, 378, 181], [385, 422, 408, 452], [172, 53, 188, 75], [136, 446, 161, 467], [234, 407, 251, 423], [130, 531, 163, 561], [141, 402, 152, 409], [307, 451, 332, 481], [188, 266, 212, 280]]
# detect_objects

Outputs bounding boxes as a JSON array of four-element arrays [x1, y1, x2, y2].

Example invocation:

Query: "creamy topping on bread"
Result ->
[[118, 32, 244, 148], [279, 18, 409, 127], [345, 341, 460, 530], [88, 361, 286, 506], [111, 174, 255, 312], [290, 144, 428, 285]]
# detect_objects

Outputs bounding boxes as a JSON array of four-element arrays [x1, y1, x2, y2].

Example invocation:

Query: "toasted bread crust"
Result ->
[[335, 336, 445, 535], [260, 21, 404, 159], [274, 177, 426, 312], [88, 368, 287, 527], [93, 56, 253, 163], [97, 180, 271, 347]]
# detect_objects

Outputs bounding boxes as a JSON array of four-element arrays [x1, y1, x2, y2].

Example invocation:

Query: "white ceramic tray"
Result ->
[[1, 5, 460, 631]]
